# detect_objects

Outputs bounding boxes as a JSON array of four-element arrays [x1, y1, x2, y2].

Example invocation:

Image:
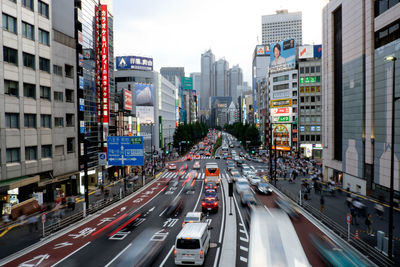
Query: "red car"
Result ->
[[204, 151, 211, 156], [204, 182, 217, 190], [201, 197, 219, 212], [168, 164, 177, 171]]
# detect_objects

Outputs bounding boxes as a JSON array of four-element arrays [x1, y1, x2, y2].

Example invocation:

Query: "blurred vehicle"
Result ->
[[275, 198, 300, 220], [201, 197, 219, 212], [164, 196, 184, 217], [182, 211, 206, 227], [255, 169, 268, 176], [204, 151, 211, 157], [183, 163, 188, 170], [204, 182, 217, 190], [193, 161, 201, 170], [240, 190, 257, 206], [215, 154, 221, 159], [227, 162, 235, 171], [174, 223, 211, 266], [230, 168, 239, 176], [205, 162, 220, 184], [248, 208, 310, 267], [204, 189, 217, 198], [116, 228, 163, 267], [223, 154, 228, 160], [242, 165, 251, 176], [168, 163, 177, 171], [236, 178, 250, 194], [231, 173, 242, 182], [183, 176, 196, 193], [169, 179, 179, 188], [229, 144, 234, 148], [246, 170, 256, 178], [236, 160, 243, 168], [249, 175, 262, 186], [239, 152, 244, 157], [256, 183, 273, 195], [177, 170, 186, 179], [194, 154, 201, 159]]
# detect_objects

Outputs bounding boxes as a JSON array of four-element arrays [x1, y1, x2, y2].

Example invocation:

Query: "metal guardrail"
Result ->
[[277, 184, 394, 266]]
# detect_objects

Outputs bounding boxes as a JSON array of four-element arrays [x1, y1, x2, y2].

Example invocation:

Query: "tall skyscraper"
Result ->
[[214, 59, 229, 97], [200, 50, 215, 111], [190, 72, 201, 97], [228, 65, 243, 104], [262, 10, 302, 45], [160, 67, 185, 85]]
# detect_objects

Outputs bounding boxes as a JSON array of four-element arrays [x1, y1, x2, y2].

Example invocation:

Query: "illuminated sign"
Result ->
[[299, 45, 314, 59], [314, 45, 322, 58], [272, 123, 291, 149], [272, 116, 291, 122], [270, 107, 292, 115], [270, 98, 292, 108], [256, 45, 265, 55], [116, 56, 153, 71], [300, 76, 320, 84], [101, 5, 109, 123], [95, 6, 101, 122]]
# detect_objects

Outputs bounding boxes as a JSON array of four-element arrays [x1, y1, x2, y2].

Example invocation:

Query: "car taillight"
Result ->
[[205, 179, 208, 183], [182, 222, 185, 227], [214, 201, 218, 206], [174, 249, 177, 257], [200, 250, 204, 258], [202, 202, 206, 206]]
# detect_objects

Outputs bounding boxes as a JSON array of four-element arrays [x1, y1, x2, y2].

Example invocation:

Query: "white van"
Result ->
[[174, 223, 211, 266]]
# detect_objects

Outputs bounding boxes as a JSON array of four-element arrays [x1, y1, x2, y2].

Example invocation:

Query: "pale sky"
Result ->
[[114, 0, 329, 84]]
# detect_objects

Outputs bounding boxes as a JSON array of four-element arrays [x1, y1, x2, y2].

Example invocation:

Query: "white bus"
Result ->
[[248, 208, 310, 267], [205, 162, 220, 185]]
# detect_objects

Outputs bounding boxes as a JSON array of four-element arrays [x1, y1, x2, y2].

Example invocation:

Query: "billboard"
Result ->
[[272, 116, 292, 123], [270, 107, 292, 116], [272, 90, 291, 100], [136, 84, 154, 106], [270, 39, 296, 72], [272, 123, 291, 150], [299, 45, 314, 59], [136, 106, 154, 124], [100, 5, 109, 124], [270, 98, 292, 108], [314, 44, 322, 58], [116, 56, 153, 71], [256, 45, 271, 56], [123, 89, 132, 111], [182, 77, 193, 90]]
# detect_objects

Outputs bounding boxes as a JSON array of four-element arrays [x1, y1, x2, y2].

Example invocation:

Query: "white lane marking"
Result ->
[[104, 243, 132, 267], [240, 246, 248, 252], [201, 173, 205, 179], [218, 174, 226, 243], [192, 180, 204, 212], [159, 245, 174, 267], [240, 256, 248, 263], [239, 229, 246, 234], [239, 223, 243, 226], [240, 237, 248, 242], [264, 205, 273, 215], [233, 194, 249, 240], [213, 247, 221, 267], [51, 242, 91, 267]]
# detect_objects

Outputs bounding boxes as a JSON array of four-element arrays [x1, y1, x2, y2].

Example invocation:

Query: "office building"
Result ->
[[200, 50, 215, 114], [228, 65, 243, 105], [190, 72, 201, 120], [214, 58, 229, 97], [262, 10, 302, 46], [322, 0, 400, 197], [210, 96, 232, 128], [160, 67, 185, 85]]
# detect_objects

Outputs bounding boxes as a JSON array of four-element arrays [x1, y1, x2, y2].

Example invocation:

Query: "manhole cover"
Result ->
[[210, 242, 218, 248]]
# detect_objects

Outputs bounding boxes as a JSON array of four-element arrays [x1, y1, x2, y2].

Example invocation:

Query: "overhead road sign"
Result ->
[[107, 136, 144, 166]]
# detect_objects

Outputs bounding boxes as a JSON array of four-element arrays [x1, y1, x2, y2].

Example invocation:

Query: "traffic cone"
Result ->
[[354, 229, 360, 240]]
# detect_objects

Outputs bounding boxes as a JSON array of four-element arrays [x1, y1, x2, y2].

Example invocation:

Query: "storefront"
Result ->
[[299, 143, 323, 159], [37, 172, 79, 204]]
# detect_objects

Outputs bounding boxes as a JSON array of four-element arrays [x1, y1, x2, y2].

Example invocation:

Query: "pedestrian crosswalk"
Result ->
[[160, 170, 231, 181], [180, 156, 215, 161]]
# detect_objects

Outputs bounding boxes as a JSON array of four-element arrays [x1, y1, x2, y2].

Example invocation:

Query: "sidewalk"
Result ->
[[272, 177, 400, 263], [0, 173, 160, 260]]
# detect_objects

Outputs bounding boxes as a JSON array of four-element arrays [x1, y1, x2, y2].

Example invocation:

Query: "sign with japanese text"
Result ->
[[95, 5, 101, 123], [270, 98, 292, 108], [116, 56, 153, 71], [101, 5, 109, 123]]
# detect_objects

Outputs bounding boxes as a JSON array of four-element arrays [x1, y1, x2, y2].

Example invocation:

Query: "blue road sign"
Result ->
[[107, 136, 144, 166]]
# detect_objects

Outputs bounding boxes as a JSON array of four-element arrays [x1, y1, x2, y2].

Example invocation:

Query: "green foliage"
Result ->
[[173, 122, 208, 154], [212, 136, 222, 156], [225, 122, 260, 148]]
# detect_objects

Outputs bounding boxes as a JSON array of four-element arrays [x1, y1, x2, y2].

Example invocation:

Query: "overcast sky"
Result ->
[[114, 0, 328, 84]]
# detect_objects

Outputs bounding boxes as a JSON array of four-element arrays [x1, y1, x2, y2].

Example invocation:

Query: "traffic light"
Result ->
[[251, 150, 255, 154], [166, 150, 169, 155], [240, 141, 242, 144]]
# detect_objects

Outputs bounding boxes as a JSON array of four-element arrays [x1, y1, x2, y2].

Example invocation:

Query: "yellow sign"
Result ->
[[270, 98, 292, 108]]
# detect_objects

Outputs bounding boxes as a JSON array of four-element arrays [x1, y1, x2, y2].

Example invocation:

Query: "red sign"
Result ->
[[95, 6, 101, 122], [101, 5, 109, 123], [41, 213, 46, 223], [124, 89, 133, 111], [347, 213, 351, 224]]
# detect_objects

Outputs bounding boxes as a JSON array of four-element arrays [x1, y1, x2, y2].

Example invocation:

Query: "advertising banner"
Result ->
[[272, 90, 291, 100], [136, 106, 154, 124], [270, 107, 292, 116], [270, 98, 292, 108], [299, 45, 314, 59], [79, 98, 85, 112], [314, 44, 322, 58], [182, 77, 193, 90], [272, 116, 292, 123], [95, 6, 101, 122], [116, 56, 153, 71], [159, 116, 163, 148], [123, 89, 133, 111], [270, 39, 296, 72], [256, 45, 265, 55], [101, 5, 109, 123], [136, 84, 154, 106], [272, 123, 291, 150]]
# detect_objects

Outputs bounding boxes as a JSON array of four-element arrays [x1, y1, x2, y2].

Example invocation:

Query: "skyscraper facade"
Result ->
[[214, 58, 229, 97], [160, 67, 185, 85], [228, 65, 243, 104], [200, 50, 215, 112], [262, 10, 302, 46]]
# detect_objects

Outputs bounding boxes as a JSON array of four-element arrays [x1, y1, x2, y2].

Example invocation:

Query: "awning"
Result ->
[[0, 175, 40, 193], [38, 171, 80, 187]]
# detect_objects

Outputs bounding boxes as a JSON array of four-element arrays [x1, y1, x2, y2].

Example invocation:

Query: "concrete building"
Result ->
[[228, 65, 243, 105], [298, 53, 322, 159], [262, 10, 302, 46], [0, 0, 80, 206], [190, 72, 201, 120], [160, 67, 184, 86], [228, 101, 239, 125], [322, 0, 400, 198], [200, 50, 215, 116], [210, 96, 232, 128], [214, 58, 229, 97], [241, 90, 254, 125]]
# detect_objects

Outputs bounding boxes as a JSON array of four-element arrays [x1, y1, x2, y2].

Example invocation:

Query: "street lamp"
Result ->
[[385, 55, 398, 259]]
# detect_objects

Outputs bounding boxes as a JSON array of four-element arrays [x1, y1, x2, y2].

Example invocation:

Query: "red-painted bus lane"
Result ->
[[2, 180, 167, 267]]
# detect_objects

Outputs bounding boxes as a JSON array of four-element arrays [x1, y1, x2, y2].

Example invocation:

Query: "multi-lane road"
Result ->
[[1, 137, 373, 267]]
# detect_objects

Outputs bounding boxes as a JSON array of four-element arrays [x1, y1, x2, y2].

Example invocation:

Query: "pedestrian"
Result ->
[[320, 195, 325, 213], [365, 213, 374, 236], [350, 204, 358, 225], [70, 196, 76, 211]]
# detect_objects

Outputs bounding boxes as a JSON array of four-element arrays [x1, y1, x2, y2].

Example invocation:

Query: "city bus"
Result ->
[[205, 162, 220, 185], [248, 207, 310, 267]]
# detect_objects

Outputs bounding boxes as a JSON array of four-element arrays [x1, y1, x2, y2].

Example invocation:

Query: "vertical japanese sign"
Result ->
[[159, 116, 163, 148], [95, 6, 101, 122], [101, 5, 109, 123]]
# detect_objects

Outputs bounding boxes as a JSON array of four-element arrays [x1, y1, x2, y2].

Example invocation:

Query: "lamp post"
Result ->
[[385, 55, 398, 259]]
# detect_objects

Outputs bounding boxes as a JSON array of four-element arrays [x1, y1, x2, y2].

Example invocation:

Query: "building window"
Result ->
[[39, 57, 50, 72], [40, 86, 51, 100], [2, 13, 17, 34], [316, 66, 321, 73], [67, 138, 75, 153], [39, 29, 50, 45], [23, 83, 36, 98], [41, 145, 52, 158], [316, 86, 321, 92], [54, 91, 63, 102], [66, 114, 74, 127], [310, 66, 315, 73], [4, 80, 19, 97], [292, 82, 297, 88], [273, 83, 289, 91], [311, 135, 316, 141], [6, 148, 20, 163], [300, 87, 304, 93], [55, 145, 64, 156], [38, 1, 49, 18], [300, 135, 305, 141], [3, 46, 18, 65], [22, 21, 34, 40], [40, 114, 51, 128], [25, 146, 37, 160], [311, 96, 315, 102], [306, 135, 310, 141], [22, 0, 34, 11], [23, 52, 35, 69], [317, 96, 321, 102], [305, 67, 309, 73], [53, 65, 62, 76], [24, 114, 36, 128], [300, 96, 304, 103], [273, 75, 289, 83], [65, 89, 74, 102], [316, 76, 321, 83], [292, 91, 297, 97], [65, 64, 73, 78], [5, 113, 19, 128], [293, 99, 297, 105], [316, 135, 321, 141], [54, 117, 64, 127]]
